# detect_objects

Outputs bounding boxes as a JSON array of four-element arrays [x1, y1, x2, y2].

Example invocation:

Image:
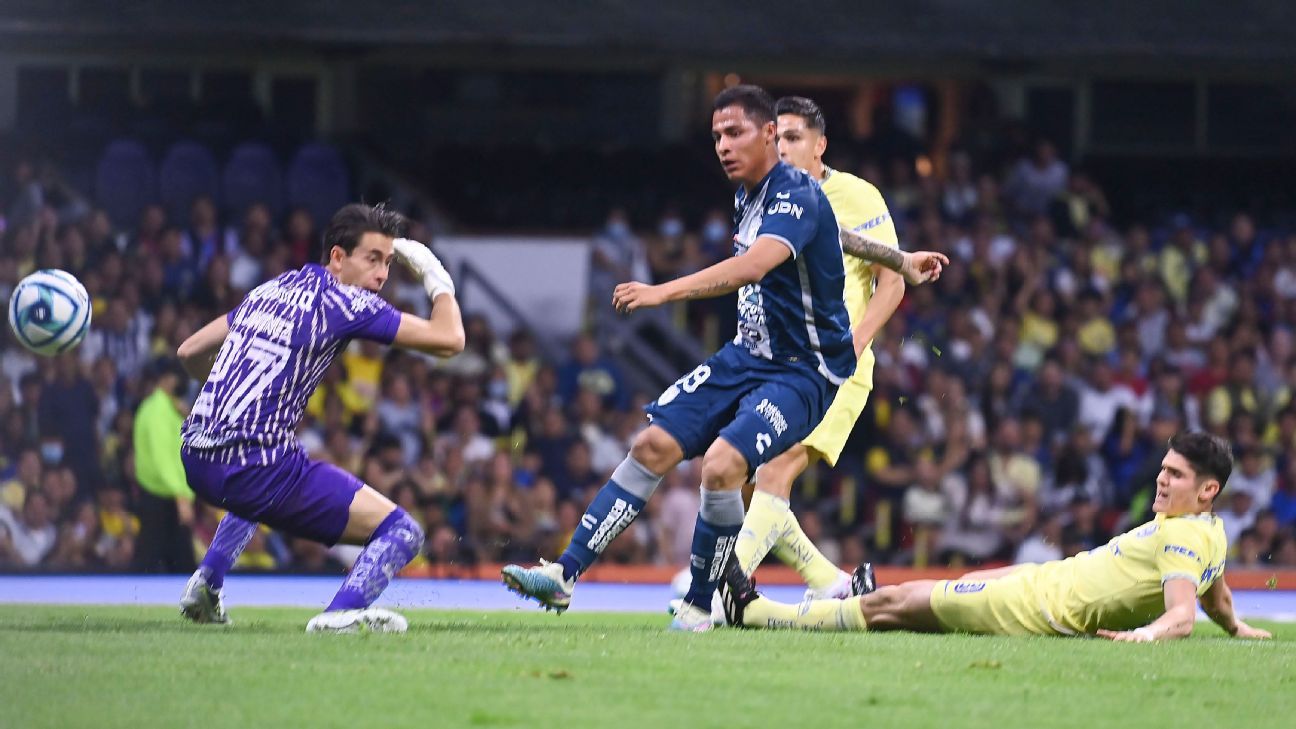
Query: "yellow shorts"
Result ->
[[928, 567, 1060, 636], [802, 368, 871, 467]]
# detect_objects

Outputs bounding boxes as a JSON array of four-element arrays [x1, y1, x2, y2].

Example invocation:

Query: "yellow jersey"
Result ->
[[931, 512, 1226, 636], [1036, 512, 1227, 634], [817, 167, 897, 389]]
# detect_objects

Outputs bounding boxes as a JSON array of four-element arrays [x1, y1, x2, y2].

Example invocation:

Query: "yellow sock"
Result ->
[[770, 511, 843, 590], [744, 595, 868, 631], [732, 490, 790, 576]]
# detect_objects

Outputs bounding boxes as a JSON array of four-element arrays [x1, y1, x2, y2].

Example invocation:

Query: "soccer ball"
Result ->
[[7, 269, 92, 356]]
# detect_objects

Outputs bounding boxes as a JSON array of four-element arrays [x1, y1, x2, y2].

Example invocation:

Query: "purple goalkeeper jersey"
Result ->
[[182, 264, 402, 466]]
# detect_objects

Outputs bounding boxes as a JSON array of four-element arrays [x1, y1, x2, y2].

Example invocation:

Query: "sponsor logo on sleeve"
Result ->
[[767, 195, 804, 219]]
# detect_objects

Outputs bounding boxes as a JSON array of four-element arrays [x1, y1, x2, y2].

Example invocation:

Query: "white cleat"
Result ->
[[668, 590, 726, 626], [669, 602, 715, 632], [179, 571, 229, 624], [804, 570, 854, 601], [501, 560, 575, 613], [305, 607, 408, 634]]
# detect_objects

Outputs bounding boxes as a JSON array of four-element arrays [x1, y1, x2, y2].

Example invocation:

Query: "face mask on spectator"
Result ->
[[488, 379, 508, 401], [606, 221, 631, 239], [703, 221, 729, 244], [40, 441, 63, 465], [659, 218, 684, 238]]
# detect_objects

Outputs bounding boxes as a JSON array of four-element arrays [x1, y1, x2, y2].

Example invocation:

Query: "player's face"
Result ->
[[1154, 449, 1219, 516], [776, 114, 826, 173], [712, 105, 776, 187], [334, 232, 395, 292]]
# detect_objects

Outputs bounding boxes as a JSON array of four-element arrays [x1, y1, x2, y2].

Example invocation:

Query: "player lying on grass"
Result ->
[[721, 432, 1272, 642], [175, 203, 464, 633], [501, 85, 947, 631]]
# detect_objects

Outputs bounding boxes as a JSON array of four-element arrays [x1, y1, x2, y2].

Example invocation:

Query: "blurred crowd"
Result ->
[[2, 134, 1296, 576]]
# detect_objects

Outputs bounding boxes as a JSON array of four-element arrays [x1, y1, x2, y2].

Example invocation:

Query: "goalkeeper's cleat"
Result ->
[[850, 562, 877, 597], [804, 569, 854, 601], [305, 607, 408, 634], [501, 560, 574, 613], [667, 591, 725, 626], [668, 602, 714, 632], [179, 571, 229, 625], [718, 556, 759, 628]]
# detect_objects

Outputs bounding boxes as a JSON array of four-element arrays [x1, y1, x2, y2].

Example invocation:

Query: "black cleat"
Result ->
[[718, 555, 760, 628], [850, 562, 877, 596]]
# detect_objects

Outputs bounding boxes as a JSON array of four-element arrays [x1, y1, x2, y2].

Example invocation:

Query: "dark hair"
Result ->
[[713, 84, 775, 126], [321, 203, 407, 263], [775, 96, 826, 134], [1167, 431, 1233, 494]]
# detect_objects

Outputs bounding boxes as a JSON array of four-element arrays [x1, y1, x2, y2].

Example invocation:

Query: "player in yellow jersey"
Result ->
[[721, 432, 1273, 642], [729, 95, 908, 601]]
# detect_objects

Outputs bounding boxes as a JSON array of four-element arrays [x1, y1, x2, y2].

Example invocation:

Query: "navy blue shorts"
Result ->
[[181, 447, 362, 546], [643, 343, 837, 474]]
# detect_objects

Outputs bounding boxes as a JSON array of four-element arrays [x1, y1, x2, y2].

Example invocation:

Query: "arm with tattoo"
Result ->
[[838, 226, 948, 285]]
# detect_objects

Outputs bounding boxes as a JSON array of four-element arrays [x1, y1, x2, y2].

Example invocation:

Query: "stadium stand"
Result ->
[[3, 127, 1296, 577]]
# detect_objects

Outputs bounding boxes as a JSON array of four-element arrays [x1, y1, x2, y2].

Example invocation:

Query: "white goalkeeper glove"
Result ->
[[393, 237, 455, 301]]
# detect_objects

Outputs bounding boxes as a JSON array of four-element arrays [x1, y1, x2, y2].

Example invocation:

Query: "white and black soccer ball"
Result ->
[[7, 269, 92, 356]]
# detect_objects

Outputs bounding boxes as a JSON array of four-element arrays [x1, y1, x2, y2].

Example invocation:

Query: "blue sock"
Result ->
[[556, 457, 662, 581], [556, 483, 645, 581], [682, 489, 744, 611], [327, 508, 424, 612], [198, 514, 257, 590]]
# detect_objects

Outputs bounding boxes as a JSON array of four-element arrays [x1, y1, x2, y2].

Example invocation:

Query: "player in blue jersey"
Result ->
[[501, 85, 945, 631], [174, 203, 465, 633]]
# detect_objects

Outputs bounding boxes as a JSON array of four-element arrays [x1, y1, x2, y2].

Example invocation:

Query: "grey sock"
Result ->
[[699, 488, 745, 526], [611, 457, 664, 501]]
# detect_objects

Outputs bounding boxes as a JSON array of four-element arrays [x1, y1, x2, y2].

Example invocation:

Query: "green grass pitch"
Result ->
[[1, 605, 1293, 729]]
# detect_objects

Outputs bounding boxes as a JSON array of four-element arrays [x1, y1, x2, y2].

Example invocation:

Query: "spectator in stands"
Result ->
[[903, 453, 951, 567], [589, 207, 649, 305], [37, 354, 100, 494], [181, 194, 225, 271], [1228, 446, 1277, 508], [1060, 494, 1105, 556], [646, 208, 696, 284], [282, 206, 318, 267], [557, 333, 628, 411], [80, 296, 152, 381], [1004, 139, 1069, 218], [376, 372, 424, 465], [1015, 512, 1064, 565], [0, 490, 56, 566], [5, 158, 43, 230], [939, 452, 1004, 563], [131, 358, 195, 573], [1077, 359, 1138, 443], [1, 447, 41, 512], [1016, 357, 1080, 446], [987, 418, 1041, 543]]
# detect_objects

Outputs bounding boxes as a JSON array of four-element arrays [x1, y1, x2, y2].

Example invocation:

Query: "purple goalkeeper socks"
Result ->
[[198, 514, 257, 590], [326, 508, 425, 611]]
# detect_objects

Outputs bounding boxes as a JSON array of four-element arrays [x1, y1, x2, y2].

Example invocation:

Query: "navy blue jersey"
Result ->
[[731, 161, 854, 384]]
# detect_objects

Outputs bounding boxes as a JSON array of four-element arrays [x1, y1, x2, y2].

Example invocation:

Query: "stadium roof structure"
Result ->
[[2, 0, 1295, 67]]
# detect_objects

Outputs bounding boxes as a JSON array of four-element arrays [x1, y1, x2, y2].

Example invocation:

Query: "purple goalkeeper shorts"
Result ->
[[181, 447, 362, 546]]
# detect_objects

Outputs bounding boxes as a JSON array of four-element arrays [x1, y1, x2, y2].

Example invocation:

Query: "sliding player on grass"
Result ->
[[501, 85, 947, 631], [721, 432, 1272, 642], [175, 203, 465, 633]]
